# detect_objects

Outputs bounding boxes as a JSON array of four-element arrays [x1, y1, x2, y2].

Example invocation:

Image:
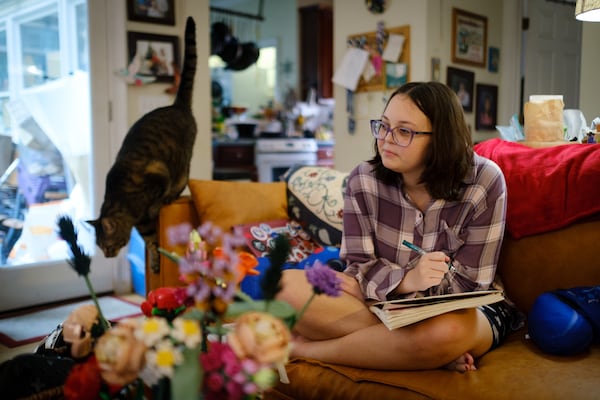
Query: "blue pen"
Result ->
[[401, 240, 457, 273]]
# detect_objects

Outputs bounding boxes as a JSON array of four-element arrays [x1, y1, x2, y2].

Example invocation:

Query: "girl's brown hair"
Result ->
[[369, 81, 473, 200]]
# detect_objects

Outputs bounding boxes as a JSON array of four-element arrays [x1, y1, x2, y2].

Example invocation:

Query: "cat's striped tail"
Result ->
[[174, 16, 197, 110]]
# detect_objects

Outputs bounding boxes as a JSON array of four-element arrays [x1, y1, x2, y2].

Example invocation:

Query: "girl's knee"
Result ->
[[276, 269, 311, 308]]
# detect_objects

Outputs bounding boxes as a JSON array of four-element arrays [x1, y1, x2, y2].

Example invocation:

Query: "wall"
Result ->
[[579, 22, 600, 122], [125, 0, 212, 181], [331, 0, 506, 173]]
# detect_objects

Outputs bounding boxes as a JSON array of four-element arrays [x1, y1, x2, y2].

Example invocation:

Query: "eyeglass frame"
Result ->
[[370, 119, 432, 147]]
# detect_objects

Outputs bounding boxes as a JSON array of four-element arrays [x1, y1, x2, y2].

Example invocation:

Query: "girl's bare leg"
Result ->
[[277, 270, 493, 371]]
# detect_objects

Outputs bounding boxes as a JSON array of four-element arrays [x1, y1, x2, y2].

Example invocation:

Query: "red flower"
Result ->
[[63, 356, 102, 400]]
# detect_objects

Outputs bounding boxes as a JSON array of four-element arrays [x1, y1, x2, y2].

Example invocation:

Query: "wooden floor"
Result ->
[[0, 292, 145, 364]]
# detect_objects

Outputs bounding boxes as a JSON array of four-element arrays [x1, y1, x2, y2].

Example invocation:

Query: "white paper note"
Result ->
[[332, 47, 369, 91], [382, 34, 405, 62]]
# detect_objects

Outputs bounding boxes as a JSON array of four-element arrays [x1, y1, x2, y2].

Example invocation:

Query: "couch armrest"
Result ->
[[145, 196, 200, 292], [497, 214, 600, 313]]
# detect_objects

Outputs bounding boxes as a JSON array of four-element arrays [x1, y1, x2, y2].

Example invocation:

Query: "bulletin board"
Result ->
[[347, 25, 411, 92]]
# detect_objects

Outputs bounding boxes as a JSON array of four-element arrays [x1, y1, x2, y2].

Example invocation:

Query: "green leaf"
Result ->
[[158, 247, 181, 263], [225, 299, 296, 320], [171, 346, 203, 400]]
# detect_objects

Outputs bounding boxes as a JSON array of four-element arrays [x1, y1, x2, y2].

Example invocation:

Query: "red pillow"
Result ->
[[474, 138, 600, 238]]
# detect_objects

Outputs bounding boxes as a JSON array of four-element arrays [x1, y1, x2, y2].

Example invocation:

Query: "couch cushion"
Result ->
[[265, 329, 600, 400], [188, 180, 288, 232], [282, 166, 348, 247]]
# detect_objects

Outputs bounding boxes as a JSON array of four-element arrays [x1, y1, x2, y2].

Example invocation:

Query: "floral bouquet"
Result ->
[[55, 217, 341, 400]]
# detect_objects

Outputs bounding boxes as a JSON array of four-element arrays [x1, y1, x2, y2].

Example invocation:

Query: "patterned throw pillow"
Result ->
[[282, 166, 348, 247], [234, 219, 323, 263]]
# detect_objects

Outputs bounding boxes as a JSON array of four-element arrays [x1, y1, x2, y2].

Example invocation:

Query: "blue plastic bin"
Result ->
[[128, 228, 146, 296]]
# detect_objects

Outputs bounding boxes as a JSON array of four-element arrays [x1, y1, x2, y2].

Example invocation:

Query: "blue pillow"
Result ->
[[240, 246, 341, 300], [528, 291, 594, 356]]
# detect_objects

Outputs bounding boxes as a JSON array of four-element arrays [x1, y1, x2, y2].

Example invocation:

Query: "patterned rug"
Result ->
[[0, 296, 142, 347]]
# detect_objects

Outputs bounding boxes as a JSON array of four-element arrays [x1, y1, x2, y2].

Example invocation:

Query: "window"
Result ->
[[0, 1, 94, 268]]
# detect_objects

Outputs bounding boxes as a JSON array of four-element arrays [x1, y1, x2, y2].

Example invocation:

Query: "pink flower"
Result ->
[[205, 372, 225, 392], [200, 345, 224, 372], [227, 311, 291, 365]]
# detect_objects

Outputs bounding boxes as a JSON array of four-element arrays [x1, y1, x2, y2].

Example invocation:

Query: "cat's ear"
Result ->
[[101, 218, 117, 236], [86, 219, 98, 228]]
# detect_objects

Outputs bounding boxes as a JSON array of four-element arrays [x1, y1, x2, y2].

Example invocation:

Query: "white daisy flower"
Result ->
[[135, 317, 171, 347], [171, 317, 202, 348], [145, 339, 183, 378]]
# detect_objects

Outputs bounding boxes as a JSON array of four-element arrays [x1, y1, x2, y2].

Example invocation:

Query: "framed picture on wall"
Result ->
[[475, 84, 498, 131], [446, 66, 474, 112], [451, 8, 487, 68], [126, 0, 175, 26], [488, 47, 499, 73], [127, 31, 180, 82]]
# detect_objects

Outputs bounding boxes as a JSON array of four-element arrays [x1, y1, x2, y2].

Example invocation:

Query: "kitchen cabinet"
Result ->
[[299, 4, 333, 101], [212, 140, 257, 181]]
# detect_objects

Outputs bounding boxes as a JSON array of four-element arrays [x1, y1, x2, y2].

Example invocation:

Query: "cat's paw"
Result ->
[[147, 245, 160, 274]]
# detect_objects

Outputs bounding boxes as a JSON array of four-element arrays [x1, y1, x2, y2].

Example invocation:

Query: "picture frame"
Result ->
[[488, 46, 499, 73], [475, 84, 498, 131], [126, 0, 175, 26], [451, 8, 487, 68], [446, 66, 474, 112], [127, 31, 180, 83]]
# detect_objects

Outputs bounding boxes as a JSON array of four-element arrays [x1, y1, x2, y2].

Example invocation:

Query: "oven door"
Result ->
[[255, 152, 317, 182]]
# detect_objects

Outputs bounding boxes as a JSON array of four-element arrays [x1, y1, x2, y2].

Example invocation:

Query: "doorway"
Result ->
[[0, 0, 115, 312], [522, 0, 582, 109]]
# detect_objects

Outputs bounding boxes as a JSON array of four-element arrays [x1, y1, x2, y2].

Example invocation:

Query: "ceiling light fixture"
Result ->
[[575, 0, 600, 21]]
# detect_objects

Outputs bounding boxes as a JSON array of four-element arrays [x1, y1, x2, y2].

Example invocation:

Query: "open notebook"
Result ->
[[369, 290, 504, 330]]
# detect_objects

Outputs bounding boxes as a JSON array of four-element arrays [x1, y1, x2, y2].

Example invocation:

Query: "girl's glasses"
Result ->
[[370, 119, 432, 147]]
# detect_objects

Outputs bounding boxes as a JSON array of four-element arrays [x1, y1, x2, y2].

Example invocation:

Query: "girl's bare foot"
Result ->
[[444, 352, 477, 372], [290, 333, 310, 358]]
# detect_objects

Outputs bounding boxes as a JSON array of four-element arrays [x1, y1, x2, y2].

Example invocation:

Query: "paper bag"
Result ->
[[524, 98, 565, 142]]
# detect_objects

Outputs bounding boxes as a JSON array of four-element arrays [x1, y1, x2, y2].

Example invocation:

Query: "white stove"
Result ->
[[255, 138, 318, 153], [254, 138, 318, 182]]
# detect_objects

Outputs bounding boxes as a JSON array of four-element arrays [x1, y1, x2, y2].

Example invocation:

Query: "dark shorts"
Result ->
[[478, 300, 525, 350]]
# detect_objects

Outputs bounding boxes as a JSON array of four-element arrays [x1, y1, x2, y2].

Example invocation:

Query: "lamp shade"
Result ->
[[576, 0, 600, 21]]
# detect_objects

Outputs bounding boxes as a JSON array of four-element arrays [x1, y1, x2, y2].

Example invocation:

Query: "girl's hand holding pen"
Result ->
[[396, 240, 456, 293], [400, 251, 450, 292]]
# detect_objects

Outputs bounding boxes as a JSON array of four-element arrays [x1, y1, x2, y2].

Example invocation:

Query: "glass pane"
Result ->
[[21, 14, 60, 88], [75, 3, 89, 71], [210, 45, 277, 116], [0, 30, 7, 92], [2, 3, 94, 266]]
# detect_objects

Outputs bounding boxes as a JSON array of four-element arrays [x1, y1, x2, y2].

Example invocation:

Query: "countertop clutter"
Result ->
[[211, 93, 335, 182], [212, 138, 334, 182]]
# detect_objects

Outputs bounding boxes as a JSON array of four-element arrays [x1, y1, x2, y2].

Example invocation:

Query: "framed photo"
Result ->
[[446, 66, 474, 112], [126, 0, 175, 26], [475, 84, 498, 131], [451, 8, 487, 68], [488, 47, 499, 73], [127, 31, 180, 82]]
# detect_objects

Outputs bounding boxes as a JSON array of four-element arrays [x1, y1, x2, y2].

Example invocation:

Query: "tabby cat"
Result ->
[[87, 16, 197, 273]]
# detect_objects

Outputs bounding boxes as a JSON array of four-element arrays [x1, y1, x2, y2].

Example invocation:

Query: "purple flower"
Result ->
[[166, 223, 193, 246], [305, 261, 342, 297]]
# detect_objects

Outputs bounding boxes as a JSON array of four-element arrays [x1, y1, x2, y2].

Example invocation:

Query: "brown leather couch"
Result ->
[[146, 147, 600, 399]]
